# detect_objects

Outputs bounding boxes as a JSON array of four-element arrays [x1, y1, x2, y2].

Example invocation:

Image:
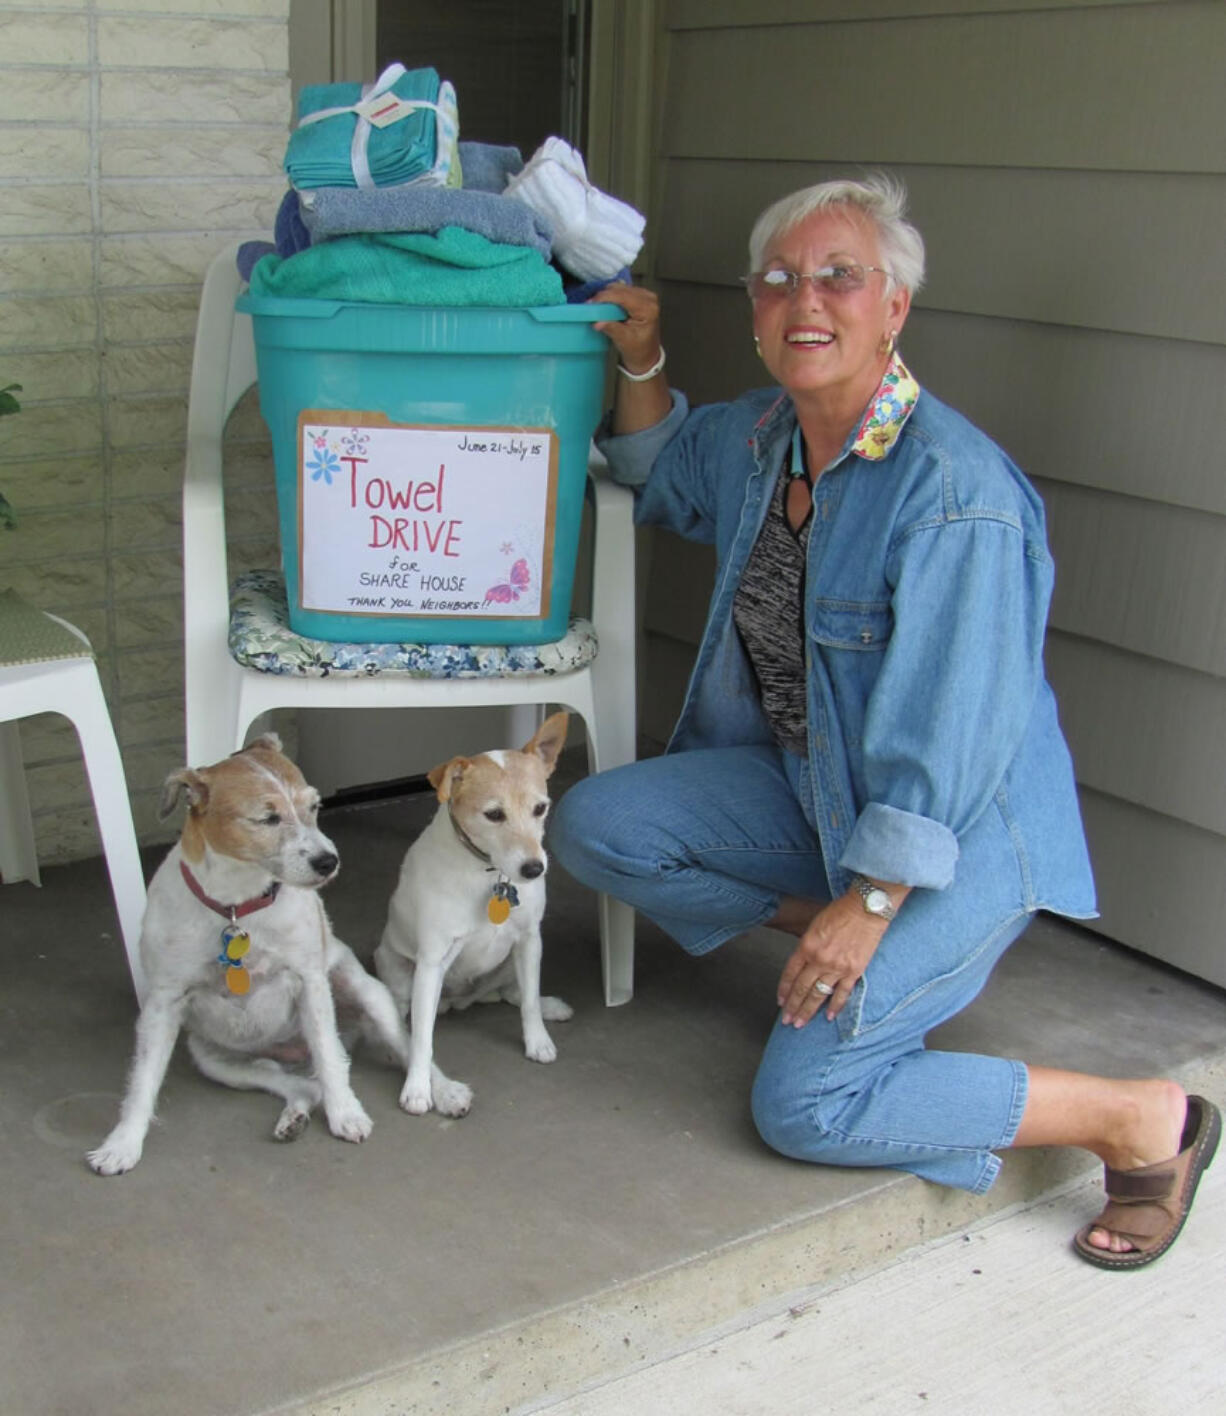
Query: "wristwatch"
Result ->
[[850, 874, 897, 922]]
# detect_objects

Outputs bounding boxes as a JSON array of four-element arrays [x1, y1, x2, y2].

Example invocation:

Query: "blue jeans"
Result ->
[[550, 746, 1031, 1193]]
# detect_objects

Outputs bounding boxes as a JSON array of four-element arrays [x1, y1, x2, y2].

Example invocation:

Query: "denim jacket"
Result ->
[[596, 362, 1096, 916]]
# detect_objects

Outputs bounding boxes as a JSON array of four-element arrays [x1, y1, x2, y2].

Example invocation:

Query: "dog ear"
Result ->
[[160, 767, 209, 819], [428, 757, 470, 802], [523, 711, 569, 774], [237, 731, 282, 756]]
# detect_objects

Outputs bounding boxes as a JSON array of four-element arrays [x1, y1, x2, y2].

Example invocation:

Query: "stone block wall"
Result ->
[[0, 0, 291, 863]]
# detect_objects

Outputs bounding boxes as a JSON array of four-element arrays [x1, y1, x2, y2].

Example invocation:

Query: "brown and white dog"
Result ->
[[374, 712, 572, 1116], [87, 735, 470, 1176]]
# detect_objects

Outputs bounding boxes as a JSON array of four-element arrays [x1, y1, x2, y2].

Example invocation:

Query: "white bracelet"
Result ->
[[617, 347, 666, 382]]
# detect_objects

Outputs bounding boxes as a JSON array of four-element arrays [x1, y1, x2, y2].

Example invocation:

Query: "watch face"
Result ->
[[865, 888, 891, 914]]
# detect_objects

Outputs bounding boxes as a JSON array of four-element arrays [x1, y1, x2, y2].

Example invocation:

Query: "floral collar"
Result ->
[[850, 353, 920, 461]]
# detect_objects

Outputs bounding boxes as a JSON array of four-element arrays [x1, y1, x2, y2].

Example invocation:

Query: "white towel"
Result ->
[[504, 137, 644, 282]]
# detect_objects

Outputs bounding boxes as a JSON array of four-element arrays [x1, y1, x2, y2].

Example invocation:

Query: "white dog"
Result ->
[[88, 735, 471, 1176], [374, 711, 572, 1115]]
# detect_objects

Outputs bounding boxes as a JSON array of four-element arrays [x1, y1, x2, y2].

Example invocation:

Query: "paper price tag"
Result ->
[[354, 93, 426, 129]]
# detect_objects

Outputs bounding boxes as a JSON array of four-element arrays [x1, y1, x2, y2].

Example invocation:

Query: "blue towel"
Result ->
[[275, 187, 311, 257], [298, 185, 553, 257], [566, 267, 633, 303], [458, 142, 523, 193], [237, 240, 275, 281], [248, 227, 565, 307], [236, 189, 312, 281]]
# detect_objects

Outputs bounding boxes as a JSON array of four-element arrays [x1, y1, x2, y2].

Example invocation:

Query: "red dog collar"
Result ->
[[179, 860, 280, 920]]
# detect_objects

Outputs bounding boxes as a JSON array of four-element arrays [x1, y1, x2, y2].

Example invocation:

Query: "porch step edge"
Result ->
[[266, 1055, 1225, 1416]]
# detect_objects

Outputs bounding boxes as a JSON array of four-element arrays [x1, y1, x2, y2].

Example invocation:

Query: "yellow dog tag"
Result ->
[[487, 876, 519, 926], [219, 924, 252, 992]]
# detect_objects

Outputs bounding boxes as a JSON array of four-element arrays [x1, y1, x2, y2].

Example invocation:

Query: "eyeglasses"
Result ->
[[741, 264, 892, 300]]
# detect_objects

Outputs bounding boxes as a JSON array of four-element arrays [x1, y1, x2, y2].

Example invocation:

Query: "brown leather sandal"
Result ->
[[1073, 1093, 1221, 1270]]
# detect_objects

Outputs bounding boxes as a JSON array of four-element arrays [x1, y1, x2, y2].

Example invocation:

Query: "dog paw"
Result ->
[[86, 1138, 142, 1176], [431, 1076, 474, 1117], [273, 1105, 312, 1142], [540, 995, 573, 1022], [399, 1080, 434, 1115], [326, 1101, 373, 1143], [524, 1032, 557, 1064]]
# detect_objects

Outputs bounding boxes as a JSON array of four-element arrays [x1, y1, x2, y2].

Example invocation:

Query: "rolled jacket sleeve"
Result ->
[[840, 802, 960, 890], [595, 391, 690, 489], [597, 391, 753, 547]]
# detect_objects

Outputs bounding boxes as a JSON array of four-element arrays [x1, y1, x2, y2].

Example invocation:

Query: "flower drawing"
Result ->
[[307, 448, 340, 485]]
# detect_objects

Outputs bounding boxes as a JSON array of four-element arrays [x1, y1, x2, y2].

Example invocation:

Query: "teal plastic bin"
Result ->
[[236, 294, 619, 645]]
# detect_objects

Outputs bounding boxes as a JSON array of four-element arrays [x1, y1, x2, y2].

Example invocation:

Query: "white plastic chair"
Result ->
[[182, 243, 637, 1005], [0, 601, 147, 1001]]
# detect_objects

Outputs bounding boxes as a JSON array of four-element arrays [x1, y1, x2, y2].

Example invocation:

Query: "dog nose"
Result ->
[[519, 859, 545, 880], [310, 851, 339, 878]]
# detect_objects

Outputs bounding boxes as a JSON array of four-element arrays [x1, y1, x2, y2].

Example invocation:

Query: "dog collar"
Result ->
[[180, 861, 280, 994], [180, 861, 281, 918], [447, 810, 494, 866], [446, 811, 520, 925]]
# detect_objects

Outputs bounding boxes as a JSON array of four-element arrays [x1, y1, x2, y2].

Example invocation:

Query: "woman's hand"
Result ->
[[588, 282, 662, 375], [589, 283, 671, 435], [776, 894, 891, 1027]]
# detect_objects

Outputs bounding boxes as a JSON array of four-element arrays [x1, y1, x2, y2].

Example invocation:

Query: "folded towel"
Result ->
[[458, 141, 524, 193], [504, 137, 644, 282], [287, 64, 460, 191], [237, 240, 275, 281], [247, 226, 565, 307], [298, 184, 554, 257], [275, 187, 311, 257], [565, 267, 632, 303]]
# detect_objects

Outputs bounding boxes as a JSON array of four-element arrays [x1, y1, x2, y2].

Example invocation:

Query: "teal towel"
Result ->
[[248, 227, 566, 306], [287, 67, 447, 189]]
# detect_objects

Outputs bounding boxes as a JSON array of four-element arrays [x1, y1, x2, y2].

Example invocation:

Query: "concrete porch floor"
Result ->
[[3, 752, 1225, 1416]]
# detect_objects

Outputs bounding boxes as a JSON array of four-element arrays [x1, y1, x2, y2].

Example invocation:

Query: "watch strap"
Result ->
[[850, 874, 897, 921]]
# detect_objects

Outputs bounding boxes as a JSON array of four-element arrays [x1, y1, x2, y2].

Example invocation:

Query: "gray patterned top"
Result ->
[[732, 470, 811, 755]]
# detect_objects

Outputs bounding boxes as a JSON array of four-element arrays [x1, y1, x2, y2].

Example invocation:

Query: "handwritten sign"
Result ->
[[297, 411, 557, 620]]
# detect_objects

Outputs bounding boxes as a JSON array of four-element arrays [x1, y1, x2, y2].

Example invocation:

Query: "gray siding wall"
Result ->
[[638, 0, 1226, 984]]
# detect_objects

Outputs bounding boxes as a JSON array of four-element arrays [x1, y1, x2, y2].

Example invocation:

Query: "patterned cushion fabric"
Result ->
[[0, 588, 92, 668], [227, 570, 598, 679]]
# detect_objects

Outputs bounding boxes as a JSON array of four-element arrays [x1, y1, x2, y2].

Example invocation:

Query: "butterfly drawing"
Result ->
[[484, 558, 530, 604]]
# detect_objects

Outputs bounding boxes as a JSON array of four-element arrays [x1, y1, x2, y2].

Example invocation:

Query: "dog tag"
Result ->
[[225, 965, 251, 995], [487, 876, 519, 925], [221, 926, 251, 961]]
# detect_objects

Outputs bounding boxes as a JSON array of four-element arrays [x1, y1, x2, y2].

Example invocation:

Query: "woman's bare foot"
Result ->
[[1084, 1079, 1187, 1253], [1012, 1069, 1191, 1256]]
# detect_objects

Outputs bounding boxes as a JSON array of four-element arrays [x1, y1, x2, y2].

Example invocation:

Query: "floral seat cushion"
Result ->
[[228, 570, 598, 679]]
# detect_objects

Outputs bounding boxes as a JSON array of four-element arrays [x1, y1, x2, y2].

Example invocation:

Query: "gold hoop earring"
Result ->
[[881, 330, 897, 358]]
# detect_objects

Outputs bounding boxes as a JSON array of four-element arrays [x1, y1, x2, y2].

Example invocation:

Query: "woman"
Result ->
[[551, 173, 1219, 1268]]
